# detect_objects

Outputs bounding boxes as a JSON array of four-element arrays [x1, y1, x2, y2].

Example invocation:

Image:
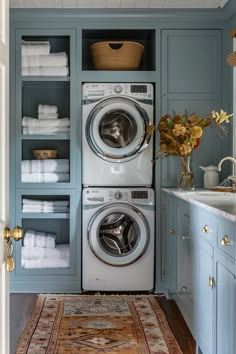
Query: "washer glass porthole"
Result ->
[[98, 212, 140, 257], [98, 111, 138, 149]]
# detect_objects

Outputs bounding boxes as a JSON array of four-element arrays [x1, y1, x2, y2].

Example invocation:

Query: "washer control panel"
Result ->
[[83, 188, 154, 206], [83, 83, 153, 100]]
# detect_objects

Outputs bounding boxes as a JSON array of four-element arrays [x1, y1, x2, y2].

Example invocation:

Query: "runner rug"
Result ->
[[16, 294, 183, 354]]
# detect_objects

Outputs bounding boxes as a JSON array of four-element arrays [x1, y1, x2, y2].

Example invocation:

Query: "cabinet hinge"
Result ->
[[209, 276, 216, 289]]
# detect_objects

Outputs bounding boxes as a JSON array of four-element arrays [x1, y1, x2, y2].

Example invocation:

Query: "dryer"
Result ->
[[82, 83, 154, 186], [82, 187, 155, 291]]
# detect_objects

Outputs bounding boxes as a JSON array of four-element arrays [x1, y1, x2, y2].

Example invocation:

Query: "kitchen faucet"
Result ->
[[217, 156, 236, 185]]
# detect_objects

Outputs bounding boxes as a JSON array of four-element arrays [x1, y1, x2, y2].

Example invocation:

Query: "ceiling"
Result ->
[[9, 0, 229, 9]]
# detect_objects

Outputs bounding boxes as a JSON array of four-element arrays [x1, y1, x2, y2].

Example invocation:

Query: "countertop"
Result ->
[[162, 188, 236, 222]]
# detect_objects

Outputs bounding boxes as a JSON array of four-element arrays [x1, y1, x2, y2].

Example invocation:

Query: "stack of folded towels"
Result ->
[[22, 198, 69, 213], [21, 40, 69, 76], [22, 104, 70, 135], [21, 229, 70, 269], [21, 159, 69, 183]]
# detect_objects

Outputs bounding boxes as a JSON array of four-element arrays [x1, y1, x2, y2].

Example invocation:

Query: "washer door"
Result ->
[[88, 203, 149, 266], [86, 97, 150, 162]]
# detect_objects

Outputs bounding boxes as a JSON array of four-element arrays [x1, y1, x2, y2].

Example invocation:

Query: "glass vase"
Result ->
[[177, 156, 195, 190]]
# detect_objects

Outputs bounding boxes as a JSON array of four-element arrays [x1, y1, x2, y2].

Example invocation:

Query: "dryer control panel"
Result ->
[[83, 83, 153, 100], [83, 188, 155, 206]]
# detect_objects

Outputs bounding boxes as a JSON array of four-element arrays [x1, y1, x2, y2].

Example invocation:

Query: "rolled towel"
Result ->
[[38, 113, 59, 119], [21, 172, 70, 183], [38, 104, 58, 114], [22, 117, 70, 128], [21, 244, 70, 260], [22, 41, 50, 56], [21, 257, 70, 269], [22, 66, 69, 76], [22, 126, 70, 135], [22, 52, 68, 68], [23, 229, 56, 248], [21, 159, 69, 174]]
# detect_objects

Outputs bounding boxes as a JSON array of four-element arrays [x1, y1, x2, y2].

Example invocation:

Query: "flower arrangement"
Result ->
[[147, 109, 233, 158]]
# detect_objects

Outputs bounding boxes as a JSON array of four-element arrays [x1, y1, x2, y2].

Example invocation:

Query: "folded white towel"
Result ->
[[22, 205, 69, 213], [22, 66, 69, 76], [22, 41, 50, 56], [23, 229, 56, 248], [21, 257, 70, 269], [22, 117, 70, 128], [21, 173, 70, 183], [22, 199, 69, 207], [38, 104, 58, 114], [21, 159, 69, 174], [38, 113, 59, 119], [23, 126, 70, 135], [22, 52, 68, 68], [21, 244, 70, 260]]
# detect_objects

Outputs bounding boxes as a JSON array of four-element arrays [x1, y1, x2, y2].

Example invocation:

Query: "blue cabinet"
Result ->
[[161, 29, 222, 188], [10, 28, 81, 293], [163, 191, 196, 336], [193, 205, 236, 354]]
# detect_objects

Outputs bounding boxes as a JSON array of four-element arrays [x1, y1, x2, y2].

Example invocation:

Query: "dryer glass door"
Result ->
[[86, 97, 150, 162], [88, 203, 149, 266]]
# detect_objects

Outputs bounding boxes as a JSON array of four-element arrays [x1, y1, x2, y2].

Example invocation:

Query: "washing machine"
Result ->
[[82, 187, 155, 291], [82, 83, 154, 187]]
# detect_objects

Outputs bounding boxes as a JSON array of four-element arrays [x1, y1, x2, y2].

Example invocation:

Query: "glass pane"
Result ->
[[99, 110, 137, 148], [0, 65, 5, 220], [98, 212, 140, 256]]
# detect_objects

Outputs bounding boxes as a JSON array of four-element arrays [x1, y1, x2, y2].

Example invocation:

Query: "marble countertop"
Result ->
[[162, 188, 236, 222]]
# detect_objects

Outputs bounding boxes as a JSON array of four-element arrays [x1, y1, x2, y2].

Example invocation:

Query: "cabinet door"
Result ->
[[176, 201, 195, 334], [161, 29, 222, 187], [215, 252, 236, 354], [198, 239, 214, 354], [166, 196, 177, 296]]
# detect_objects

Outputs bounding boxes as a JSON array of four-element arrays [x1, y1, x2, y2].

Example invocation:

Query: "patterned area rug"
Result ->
[[16, 294, 183, 354]]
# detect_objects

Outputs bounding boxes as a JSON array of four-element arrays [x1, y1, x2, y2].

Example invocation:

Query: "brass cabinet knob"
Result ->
[[170, 229, 175, 235], [202, 225, 210, 233], [220, 235, 231, 246], [4, 226, 23, 241]]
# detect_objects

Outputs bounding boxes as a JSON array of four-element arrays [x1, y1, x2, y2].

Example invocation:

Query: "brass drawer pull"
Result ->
[[220, 235, 231, 246]]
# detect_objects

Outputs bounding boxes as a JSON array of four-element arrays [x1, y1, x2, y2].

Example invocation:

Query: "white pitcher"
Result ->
[[199, 165, 219, 189]]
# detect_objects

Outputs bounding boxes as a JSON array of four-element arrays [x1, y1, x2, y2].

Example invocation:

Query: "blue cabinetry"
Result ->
[[192, 205, 236, 354], [10, 28, 81, 293], [161, 30, 222, 188], [163, 191, 196, 336]]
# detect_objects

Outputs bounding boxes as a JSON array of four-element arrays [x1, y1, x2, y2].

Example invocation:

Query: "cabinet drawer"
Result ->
[[198, 210, 218, 246], [217, 220, 235, 260]]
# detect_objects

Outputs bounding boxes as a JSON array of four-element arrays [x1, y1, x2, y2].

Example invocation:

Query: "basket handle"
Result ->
[[106, 42, 125, 51]]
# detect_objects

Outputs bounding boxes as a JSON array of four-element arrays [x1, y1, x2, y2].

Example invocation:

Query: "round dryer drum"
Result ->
[[87, 203, 150, 266], [86, 97, 150, 162]]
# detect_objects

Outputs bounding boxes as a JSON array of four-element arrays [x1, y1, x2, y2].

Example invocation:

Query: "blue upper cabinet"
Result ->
[[161, 29, 222, 188]]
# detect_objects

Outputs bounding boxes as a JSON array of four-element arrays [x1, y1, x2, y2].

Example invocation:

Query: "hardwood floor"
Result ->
[[10, 293, 38, 354], [10, 293, 195, 354]]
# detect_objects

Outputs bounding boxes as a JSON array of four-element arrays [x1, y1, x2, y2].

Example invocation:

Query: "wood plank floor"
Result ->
[[10, 293, 195, 354]]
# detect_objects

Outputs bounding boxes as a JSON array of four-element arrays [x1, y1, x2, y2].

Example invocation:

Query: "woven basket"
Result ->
[[227, 51, 236, 66], [33, 149, 58, 160], [90, 41, 144, 70]]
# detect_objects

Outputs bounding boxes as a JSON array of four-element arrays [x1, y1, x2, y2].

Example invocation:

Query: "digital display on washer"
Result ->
[[131, 85, 147, 93], [131, 191, 148, 199]]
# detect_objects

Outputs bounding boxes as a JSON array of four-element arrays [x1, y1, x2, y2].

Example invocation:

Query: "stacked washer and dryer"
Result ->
[[82, 83, 155, 291]]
